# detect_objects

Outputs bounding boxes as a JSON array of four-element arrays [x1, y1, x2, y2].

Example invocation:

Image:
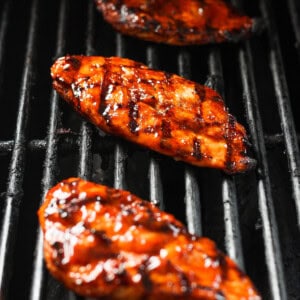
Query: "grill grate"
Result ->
[[0, 0, 300, 299], [207, 48, 245, 269]]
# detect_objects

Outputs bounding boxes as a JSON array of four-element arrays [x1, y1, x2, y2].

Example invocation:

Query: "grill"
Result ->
[[0, 0, 300, 299]]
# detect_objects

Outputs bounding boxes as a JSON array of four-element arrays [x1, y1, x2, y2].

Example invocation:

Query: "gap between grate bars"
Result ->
[[30, 0, 68, 299], [0, 0, 39, 298]]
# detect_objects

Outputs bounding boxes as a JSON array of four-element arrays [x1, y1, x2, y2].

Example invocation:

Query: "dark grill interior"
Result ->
[[0, 0, 300, 299]]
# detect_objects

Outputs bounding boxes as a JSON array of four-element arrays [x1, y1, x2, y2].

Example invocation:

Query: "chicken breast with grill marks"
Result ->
[[38, 177, 261, 299], [51, 55, 256, 174], [95, 0, 257, 45]]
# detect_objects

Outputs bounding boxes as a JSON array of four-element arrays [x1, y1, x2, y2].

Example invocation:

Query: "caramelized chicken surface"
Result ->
[[95, 0, 256, 45], [38, 178, 261, 299], [51, 55, 255, 174]]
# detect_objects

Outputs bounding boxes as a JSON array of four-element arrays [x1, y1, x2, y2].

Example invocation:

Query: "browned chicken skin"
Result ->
[[51, 55, 255, 174], [38, 178, 261, 299], [95, 0, 256, 45]]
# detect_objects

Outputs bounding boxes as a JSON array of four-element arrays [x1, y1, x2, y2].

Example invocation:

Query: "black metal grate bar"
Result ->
[[184, 166, 202, 235], [0, 132, 295, 156], [0, 132, 294, 155], [287, 0, 300, 58], [78, 0, 95, 180], [146, 46, 164, 208], [230, 6, 288, 299], [207, 49, 245, 268], [0, 1, 10, 82], [114, 34, 127, 190], [221, 177, 244, 269], [78, 123, 93, 180], [177, 50, 202, 236], [0, 0, 39, 297], [86, 0, 96, 57], [256, 182, 287, 300], [29, 1, 68, 299], [261, 0, 300, 227]]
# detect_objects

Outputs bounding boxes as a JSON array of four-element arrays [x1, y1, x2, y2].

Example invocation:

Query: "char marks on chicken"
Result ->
[[51, 55, 255, 173], [95, 0, 256, 45], [38, 178, 261, 299]]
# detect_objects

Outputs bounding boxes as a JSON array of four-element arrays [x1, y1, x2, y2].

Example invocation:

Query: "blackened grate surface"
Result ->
[[0, 0, 300, 299]]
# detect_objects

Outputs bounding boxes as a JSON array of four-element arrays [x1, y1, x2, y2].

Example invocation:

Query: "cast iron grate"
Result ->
[[0, 0, 299, 299]]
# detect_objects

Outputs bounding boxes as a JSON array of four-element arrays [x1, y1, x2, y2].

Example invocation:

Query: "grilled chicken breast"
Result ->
[[95, 0, 256, 45], [38, 177, 261, 299], [51, 55, 255, 174]]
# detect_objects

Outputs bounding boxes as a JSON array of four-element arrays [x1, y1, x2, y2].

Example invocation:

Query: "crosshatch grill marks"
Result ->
[[192, 137, 202, 160], [99, 60, 112, 125], [128, 99, 139, 134], [160, 119, 172, 150], [161, 119, 172, 139], [51, 55, 254, 173], [194, 84, 205, 128], [127, 66, 140, 135]]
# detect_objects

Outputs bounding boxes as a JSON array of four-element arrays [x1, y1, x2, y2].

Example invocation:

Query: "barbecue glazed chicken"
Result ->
[[39, 178, 261, 299], [95, 0, 256, 46], [51, 55, 255, 174]]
